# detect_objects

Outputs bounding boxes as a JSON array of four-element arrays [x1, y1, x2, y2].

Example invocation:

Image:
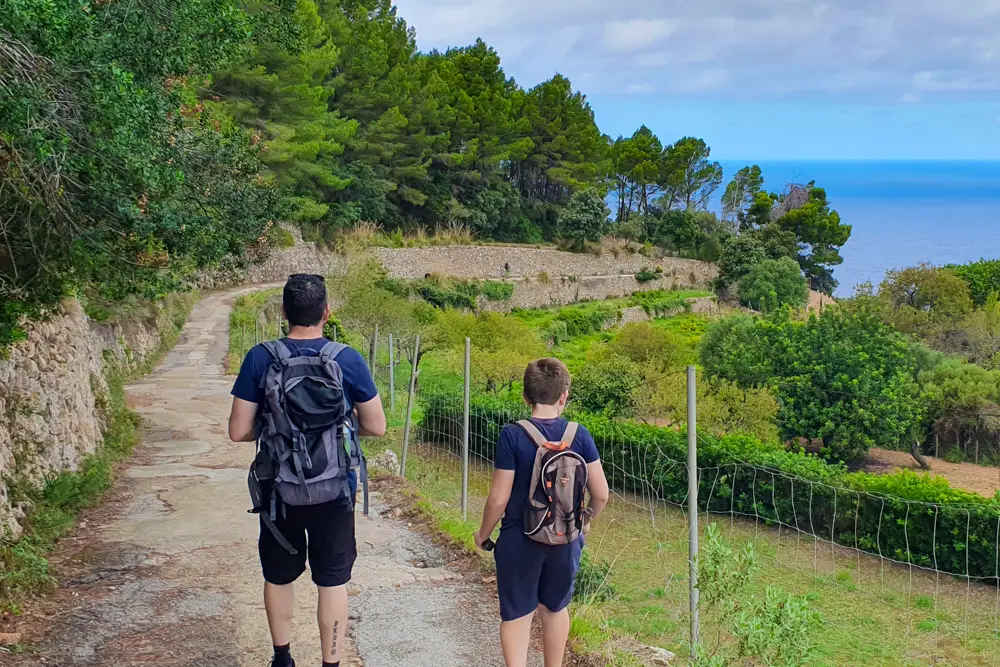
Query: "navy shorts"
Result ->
[[494, 530, 583, 621]]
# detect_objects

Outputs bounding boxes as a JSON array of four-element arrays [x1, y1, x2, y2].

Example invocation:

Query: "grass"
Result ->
[[0, 291, 195, 614], [386, 444, 1000, 666]]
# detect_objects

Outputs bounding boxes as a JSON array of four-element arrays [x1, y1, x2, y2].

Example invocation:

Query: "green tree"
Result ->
[[215, 0, 358, 225], [660, 137, 723, 211], [1, 0, 286, 345], [949, 258, 1000, 307], [738, 257, 809, 311], [716, 235, 768, 290], [772, 184, 851, 294], [610, 126, 663, 222], [701, 310, 924, 461], [876, 264, 974, 348], [511, 75, 607, 235], [918, 358, 1000, 458], [572, 354, 641, 417], [721, 165, 764, 226], [558, 188, 609, 250]]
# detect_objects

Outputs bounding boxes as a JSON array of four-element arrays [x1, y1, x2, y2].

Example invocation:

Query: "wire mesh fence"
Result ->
[[361, 330, 1000, 666], [231, 304, 1000, 665]]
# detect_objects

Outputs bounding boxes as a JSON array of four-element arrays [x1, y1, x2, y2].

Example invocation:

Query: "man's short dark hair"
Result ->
[[283, 274, 328, 327], [523, 358, 571, 406]]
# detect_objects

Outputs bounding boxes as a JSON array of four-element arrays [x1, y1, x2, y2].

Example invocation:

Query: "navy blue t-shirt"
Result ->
[[495, 417, 600, 533], [231, 338, 378, 495]]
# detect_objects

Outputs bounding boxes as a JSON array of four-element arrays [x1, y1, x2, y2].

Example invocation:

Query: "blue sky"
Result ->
[[392, 0, 1000, 161]]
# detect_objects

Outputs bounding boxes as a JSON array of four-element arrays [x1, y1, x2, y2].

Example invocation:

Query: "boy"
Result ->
[[474, 358, 610, 667], [228, 274, 386, 667]]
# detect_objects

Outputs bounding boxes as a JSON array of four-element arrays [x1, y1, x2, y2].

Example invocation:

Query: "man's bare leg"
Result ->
[[264, 582, 295, 646], [318, 584, 349, 663], [499, 611, 535, 667], [537, 604, 571, 667]]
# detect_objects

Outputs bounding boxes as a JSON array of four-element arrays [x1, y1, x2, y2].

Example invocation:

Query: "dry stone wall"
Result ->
[[0, 294, 195, 539], [198, 230, 717, 292], [373, 245, 717, 284]]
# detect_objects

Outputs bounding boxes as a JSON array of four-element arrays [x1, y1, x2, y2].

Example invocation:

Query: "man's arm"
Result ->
[[474, 468, 515, 548], [355, 395, 386, 437], [228, 397, 259, 442]]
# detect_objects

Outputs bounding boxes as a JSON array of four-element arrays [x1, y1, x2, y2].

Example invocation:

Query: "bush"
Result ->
[[701, 310, 923, 462], [950, 258, 1000, 307], [738, 257, 809, 311], [481, 281, 514, 302], [418, 388, 1000, 579], [556, 305, 620, 337], [635, 266, 663, 283], [627, 290, 688, 317], [569, 354, 640, 417]]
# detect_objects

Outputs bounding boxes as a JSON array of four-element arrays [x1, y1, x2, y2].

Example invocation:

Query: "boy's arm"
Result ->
[[584, 460, 610, 531], [474, 468, 515, 548], [355, 395, 387, 437]]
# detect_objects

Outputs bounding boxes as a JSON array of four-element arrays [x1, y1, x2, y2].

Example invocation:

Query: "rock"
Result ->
[[371, 449, 400, 476], [637, 645, 676, 665]]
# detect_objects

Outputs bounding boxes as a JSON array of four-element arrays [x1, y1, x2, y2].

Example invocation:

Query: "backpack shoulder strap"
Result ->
[[318, 341, 347, 362], [261, 339, 293, 362], [561, 422, 579, 447], [516, 420, 548, 447]]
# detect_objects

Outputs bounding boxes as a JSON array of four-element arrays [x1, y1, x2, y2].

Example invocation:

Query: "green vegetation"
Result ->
[[950, 258, 1000, 307], [694, 524, 819, 667], [738, 257, 809, 311], [841, 261, 1000, 463], [2, 0, 284, 349]]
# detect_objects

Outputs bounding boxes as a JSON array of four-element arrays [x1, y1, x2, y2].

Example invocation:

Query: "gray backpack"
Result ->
[[247, 340, 368, 555], [517, 420, 589, 545]]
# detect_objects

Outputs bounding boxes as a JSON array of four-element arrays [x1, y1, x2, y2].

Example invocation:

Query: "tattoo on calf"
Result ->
[[331, 620, 340, 656]]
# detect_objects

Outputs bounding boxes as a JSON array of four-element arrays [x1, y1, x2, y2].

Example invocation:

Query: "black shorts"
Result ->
[[259, 497, 357, 587]]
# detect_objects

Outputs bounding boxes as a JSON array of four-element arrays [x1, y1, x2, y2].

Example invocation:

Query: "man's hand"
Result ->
[[582, 520, 592, 538]]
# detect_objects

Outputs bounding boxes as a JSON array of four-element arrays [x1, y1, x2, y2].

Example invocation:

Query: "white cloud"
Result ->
[[602, 19, 677, 53], [392, 0, 1000, 100]]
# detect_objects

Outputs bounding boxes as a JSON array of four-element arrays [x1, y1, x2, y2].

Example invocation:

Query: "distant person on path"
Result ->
[[229, 273, 386, 667], [474, 358, 610, 667]]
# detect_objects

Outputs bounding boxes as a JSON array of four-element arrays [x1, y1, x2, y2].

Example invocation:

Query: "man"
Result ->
[[229, 274, 386, 667]]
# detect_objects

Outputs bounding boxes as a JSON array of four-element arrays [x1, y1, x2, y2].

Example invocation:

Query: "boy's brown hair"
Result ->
[[523, 358, 571, 406]]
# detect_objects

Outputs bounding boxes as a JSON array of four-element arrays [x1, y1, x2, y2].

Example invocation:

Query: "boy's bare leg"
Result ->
[[537, 604, 570, 667], [500, 612, 535, 667], [318, 584, 349, 663], [264, 582, 295, 645]]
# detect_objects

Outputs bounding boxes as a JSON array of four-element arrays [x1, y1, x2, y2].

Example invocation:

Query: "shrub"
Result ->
[[738, 257, 808, 311], [628, 290, 688, 317], [556, 305, 620, 337], [571, 354, 640, 417], [481, 281, 514, 302], [606, 322, 694, 371], [418, 388, 1000, 579], [635, 266, 663, 283], [949, 258, 1000, 306]]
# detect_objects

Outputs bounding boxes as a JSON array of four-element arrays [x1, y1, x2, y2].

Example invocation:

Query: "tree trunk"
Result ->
[[911, 440, 931, 471]]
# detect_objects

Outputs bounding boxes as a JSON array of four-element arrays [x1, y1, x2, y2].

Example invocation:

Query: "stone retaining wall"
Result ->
[[0, 294, 195, 539], [199, 230, 718, 291], [373, 245, 717, 284]]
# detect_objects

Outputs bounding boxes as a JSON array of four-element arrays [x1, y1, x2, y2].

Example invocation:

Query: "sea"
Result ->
[[714, 161, 1000, 297]]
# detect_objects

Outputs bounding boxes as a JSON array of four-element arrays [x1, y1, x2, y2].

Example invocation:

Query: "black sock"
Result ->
[[272, 644, 293, 667], [321, 662, 339, 667]]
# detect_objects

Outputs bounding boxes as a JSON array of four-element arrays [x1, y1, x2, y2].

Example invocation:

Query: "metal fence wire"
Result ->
[[244, 319, 1000, 666]]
